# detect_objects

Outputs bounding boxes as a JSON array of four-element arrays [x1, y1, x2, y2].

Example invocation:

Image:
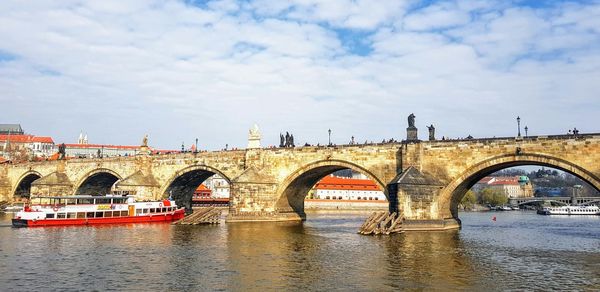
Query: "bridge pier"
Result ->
[[225, 167, 305, 222], [388, 166, 461, 231]]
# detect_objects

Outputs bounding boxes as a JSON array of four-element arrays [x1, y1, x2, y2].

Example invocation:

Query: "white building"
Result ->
[[473, 176, 534, 198], [311, 175, 386, 201], [0, 134, 55, 159], [29, 136, 56, 157], [203, 174, 230, 199], [64, 132, 141, 158]]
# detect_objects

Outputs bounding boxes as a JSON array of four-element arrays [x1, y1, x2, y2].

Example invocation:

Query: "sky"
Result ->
[[0, 0, 599, 150]]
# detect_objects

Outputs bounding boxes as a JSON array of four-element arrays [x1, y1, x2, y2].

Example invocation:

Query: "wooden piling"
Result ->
[[358, 211, 404, 235], [173, 207, 222, 225]]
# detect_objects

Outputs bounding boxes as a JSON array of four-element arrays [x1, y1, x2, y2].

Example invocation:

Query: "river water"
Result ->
[[0, 210, 599, 291]]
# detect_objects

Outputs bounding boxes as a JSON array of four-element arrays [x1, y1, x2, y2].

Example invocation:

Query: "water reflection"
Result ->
[[380, 231, 479, 290], [0, 212, 599, 291]]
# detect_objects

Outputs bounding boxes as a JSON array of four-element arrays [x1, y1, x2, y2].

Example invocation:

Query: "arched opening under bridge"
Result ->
[[75, 170, 121, 196], [163, 166, 231, 213], [13, 172, 42, 200], [276, 160, 387, 220], [444, 155, 600, 220]]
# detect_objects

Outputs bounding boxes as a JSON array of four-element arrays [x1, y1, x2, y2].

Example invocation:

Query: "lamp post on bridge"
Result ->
[[195, 138, 198, 153], [525, 126, 528, 137], [328, 129, 332, 146], [517, 116, 521, 138]]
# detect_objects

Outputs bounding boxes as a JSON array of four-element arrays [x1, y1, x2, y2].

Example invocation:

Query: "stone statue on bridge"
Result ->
[[282, 132, 295, 147], [427, 124, 435, 141], [58, 143, 66, 160], [406, 113, 418, 141], [408, 113, 416, 128], [142, 134, 148, 147]]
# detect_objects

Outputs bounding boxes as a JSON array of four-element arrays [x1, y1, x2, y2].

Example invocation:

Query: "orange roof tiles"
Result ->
[[196, 184, 210, 191], [314, 175, 380, 191], [0, 134, 34, 143], [0, 134, 55, 144], [31, 136, 54, 143]]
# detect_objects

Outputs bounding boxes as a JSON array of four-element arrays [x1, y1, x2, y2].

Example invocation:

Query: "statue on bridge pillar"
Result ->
[[408, 113, 416, 128], [138, 134, 150, 155], [279, 133, 285, 148], [58, 143, 66, 160], [406, 113, 418, 141], [427, 124, 435, 141]]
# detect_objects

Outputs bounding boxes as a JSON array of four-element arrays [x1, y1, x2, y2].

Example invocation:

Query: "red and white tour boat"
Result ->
[[12, 195, 185, 227]]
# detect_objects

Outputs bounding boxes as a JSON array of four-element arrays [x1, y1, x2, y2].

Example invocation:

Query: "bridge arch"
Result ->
[[160, 165, 232, 212], [74, 168, 122, 196], [275, 159, 387, 220], [12, 170, 43, 199], [439, 153, 600, 219]]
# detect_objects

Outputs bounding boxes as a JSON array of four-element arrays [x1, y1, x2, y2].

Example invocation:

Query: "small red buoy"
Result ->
[[492, 216, 497, 221]]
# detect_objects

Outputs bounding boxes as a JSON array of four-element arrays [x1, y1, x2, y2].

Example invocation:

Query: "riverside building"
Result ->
[[64, 133, 142, 158], [309, 175, 386, 201], [472, 176, 534, 198]]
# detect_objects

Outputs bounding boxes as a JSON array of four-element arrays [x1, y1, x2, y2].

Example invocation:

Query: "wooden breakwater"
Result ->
[[358, 211, 404, 235], [173, 207, 221, 225]]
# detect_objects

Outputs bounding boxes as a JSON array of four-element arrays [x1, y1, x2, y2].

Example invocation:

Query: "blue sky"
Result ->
[[0, 0, 599, 150]]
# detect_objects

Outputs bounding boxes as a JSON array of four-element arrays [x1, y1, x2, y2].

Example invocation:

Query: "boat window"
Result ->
[[144, 209, 149, 213], [137, 209, 144, 214], [78, 199, 93, 205], [104, 211, 113, 218], [65, 199, 77, 205], [160, 208, 165, 212], [86, 212, 95, 218], [95, 212, 103, 218], [96, 198, 111, 204], [120, 211, 128, 216], [150, 208, 156, 213], [67, 212, 77, 218], [57, 213, 66, 219], [77, 212, 85, 219], [46, 213, 55, 219]]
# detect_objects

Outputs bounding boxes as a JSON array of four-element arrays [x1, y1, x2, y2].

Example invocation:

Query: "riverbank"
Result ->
[[304, 199, 388, 211]]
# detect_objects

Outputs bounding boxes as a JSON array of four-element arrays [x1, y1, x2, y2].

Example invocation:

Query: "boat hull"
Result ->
[[12, 209, 185, 227]]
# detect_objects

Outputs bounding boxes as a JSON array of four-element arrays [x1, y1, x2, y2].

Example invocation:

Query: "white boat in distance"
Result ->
[[537, 205, 600, 215]]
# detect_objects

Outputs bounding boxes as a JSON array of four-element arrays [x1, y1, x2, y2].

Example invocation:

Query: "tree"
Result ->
[[478, 188, 508, 206], [492, 191, 508, 206], [460, 190, 477, 210]]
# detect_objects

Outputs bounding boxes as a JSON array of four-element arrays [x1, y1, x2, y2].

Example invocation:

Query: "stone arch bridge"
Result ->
[[1, 133, 599, 231]]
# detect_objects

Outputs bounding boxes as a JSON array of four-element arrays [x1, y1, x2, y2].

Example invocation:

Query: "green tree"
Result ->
[[492, 191, 508, 206], [478, 188, 508, 206], [460, 190, 477, 210]]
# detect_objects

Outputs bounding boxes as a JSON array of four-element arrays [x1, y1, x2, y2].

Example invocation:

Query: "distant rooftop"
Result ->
[[0, 124, 24, 134]]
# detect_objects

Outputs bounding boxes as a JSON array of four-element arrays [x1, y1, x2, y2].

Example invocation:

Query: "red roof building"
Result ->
[[311, 175, 386, 201], [314, 176, 380, 191], [0, 134, 56, 158], [473, 176, 533, 198]]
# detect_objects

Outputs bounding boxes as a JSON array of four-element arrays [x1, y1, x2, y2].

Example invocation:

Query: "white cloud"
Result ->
[[402, 2, 471, 31], [251, 0, 412, 30]]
